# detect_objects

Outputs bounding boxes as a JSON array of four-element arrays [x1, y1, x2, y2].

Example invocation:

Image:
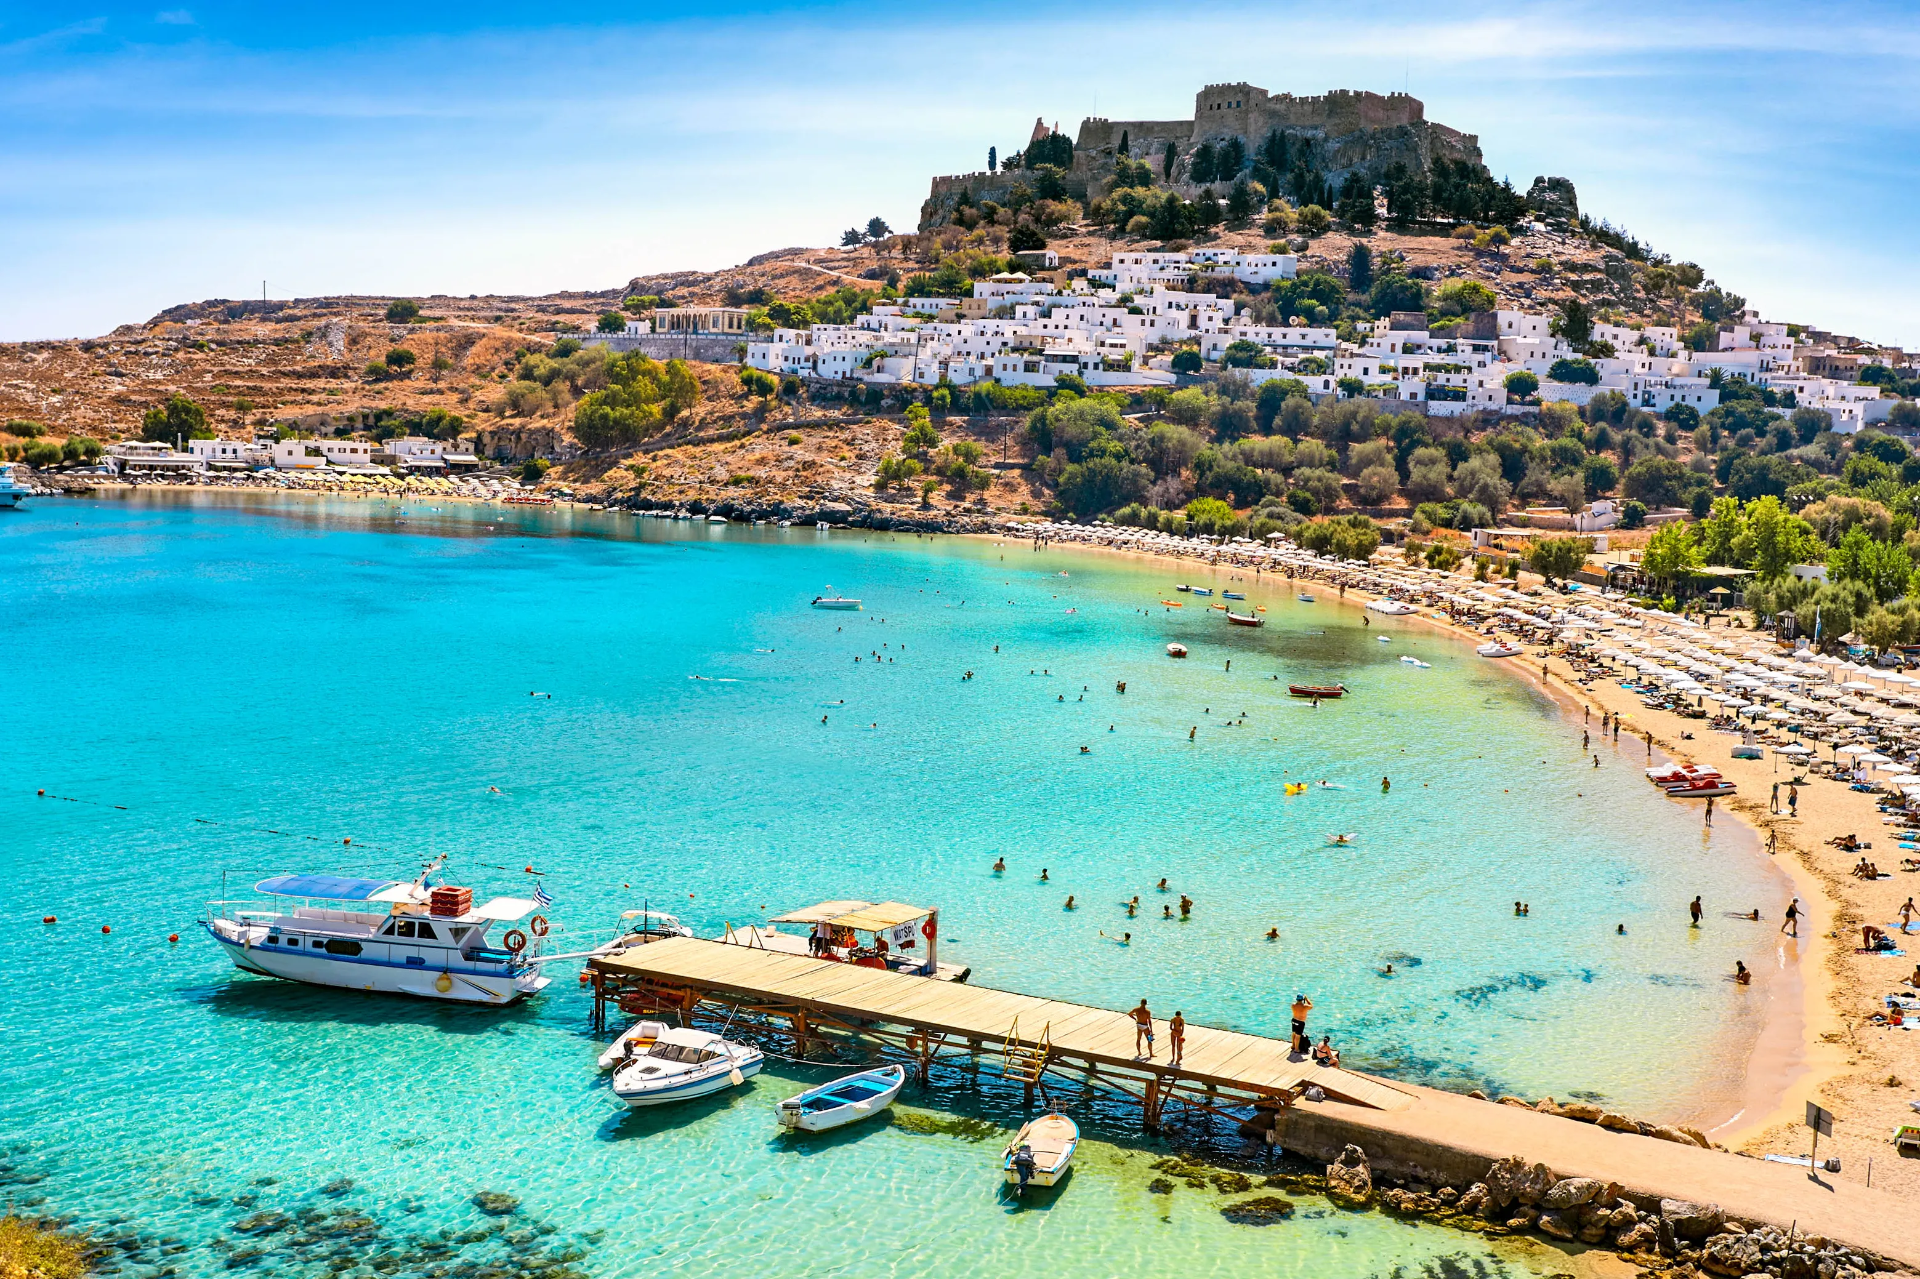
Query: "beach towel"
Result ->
[[1856, 947, 1908, 957]]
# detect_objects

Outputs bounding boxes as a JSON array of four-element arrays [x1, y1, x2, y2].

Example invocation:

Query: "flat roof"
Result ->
[[769, 899, 931, 930]]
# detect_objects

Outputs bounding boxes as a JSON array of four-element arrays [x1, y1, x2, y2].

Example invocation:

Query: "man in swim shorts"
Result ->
[[1131, 999, 1155, 1058]]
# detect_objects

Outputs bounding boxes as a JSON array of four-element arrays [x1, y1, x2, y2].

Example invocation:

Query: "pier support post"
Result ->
[[790, 1011, 810, 1058], [1144, 1075, 1163, 1131]]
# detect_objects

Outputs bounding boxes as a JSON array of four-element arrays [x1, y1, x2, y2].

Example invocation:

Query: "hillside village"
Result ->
[[5, 82, 1920, 624]]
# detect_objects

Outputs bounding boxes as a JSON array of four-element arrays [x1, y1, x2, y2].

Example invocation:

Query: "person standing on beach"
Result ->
[[1583, 729, 1590, 751], [1788, 784, 1799, 816], [1705, 796, 1715, 824], [1770, 782, 1780, 813], [1781, 899, 1800, 936], [1131, 999, 1155, 1058], [1690, 896, 1703, 926], [1901, 897, 1917, 933]]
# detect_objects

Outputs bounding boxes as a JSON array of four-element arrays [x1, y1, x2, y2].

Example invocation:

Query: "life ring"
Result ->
[[921, 918, 937, 941], [529, 915, 550, 938], [503, 929, 528, 953]]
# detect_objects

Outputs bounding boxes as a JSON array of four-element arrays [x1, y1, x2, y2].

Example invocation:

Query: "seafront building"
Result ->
[[746, 252, 1895, 428]]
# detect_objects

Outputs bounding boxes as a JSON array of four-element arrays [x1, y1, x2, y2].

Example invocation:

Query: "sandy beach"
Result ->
[[995, 525, 1918, 1200]]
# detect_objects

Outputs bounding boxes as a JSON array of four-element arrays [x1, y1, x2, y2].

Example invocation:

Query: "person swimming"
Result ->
[[1064, 896, 1075, 910], [1164, 905, 1173, 919], [1266, 927, 1279, 940], [1039, 869, 1049, 882], [1157, 878, 1169, 892], [1381, 962, 1395, 976], [992, 858, 1005, 873]]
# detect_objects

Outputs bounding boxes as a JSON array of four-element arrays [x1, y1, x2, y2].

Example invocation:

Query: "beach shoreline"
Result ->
[[979, 528, 1812, 1143]]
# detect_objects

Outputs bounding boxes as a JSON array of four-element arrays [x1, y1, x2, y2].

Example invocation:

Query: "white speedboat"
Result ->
[[610, 1027, 763, 1107], [1365, 598, 1416, 615], [811, 596, 861, 610], [1476, 642, 1523, 658], [1399, 656, 1432, 668], [0, 463, 31, 509], [775, 1064, 906, 1132], [1003, 1113, 1078, 1192], [202, 865, 559, 1004]]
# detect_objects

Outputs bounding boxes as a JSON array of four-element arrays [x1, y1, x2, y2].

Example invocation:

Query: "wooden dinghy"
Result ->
[[1003, 1113, 1078, 1191]]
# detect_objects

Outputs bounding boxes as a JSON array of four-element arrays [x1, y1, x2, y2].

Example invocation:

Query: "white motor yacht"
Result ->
[[610, 1027, 763, 1107], [202, 861, 558, 1004], [0, 463, 32, 509]]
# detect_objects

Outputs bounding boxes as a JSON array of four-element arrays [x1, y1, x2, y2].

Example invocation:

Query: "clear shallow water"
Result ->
[[1, 494, 1791, 1278]]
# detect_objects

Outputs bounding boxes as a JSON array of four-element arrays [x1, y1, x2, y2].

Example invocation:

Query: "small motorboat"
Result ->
[[1166, 643, 1188, 658], [598, 1019, 669, 1071], [1222, 591, 1246, 600], [1175, 584, 1192, 593], [775, 1065, 906, 1132], [1003, 1113, 1078, 1192], [1226, 611, 1264, 627], [1296, 593, 1316, 603], [610, 1027, 763, 1107], [1399, 656, 1431, 668], [1365, 599, 1416, 615], [1375, 635, 1391, 643], [1476, 642, 1523, 659], [1190, 587, 1214, 597], [1210, 602, 1228, 611], [812, 596, 862, 610], [1289, 684, 1346, 699], [1159, 599, 1183, 607], [707, 515, 727, 523]]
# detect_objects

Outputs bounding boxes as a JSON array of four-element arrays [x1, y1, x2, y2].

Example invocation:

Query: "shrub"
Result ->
[[4, 419, 44, 438], [572, 354, 700, 447], [1296, 204, 1331, 235], [779, 375, 803, 398], [23, 439, 64, 468], [385, 299, 420, 323], [63, 436, 103, 463], [1619, 499, 1647, 528], [1547, 358, 1599, 385], [596, 311, 626, 333], [738, 367, 778, 398], [1170, 350, 1203, 374], [385, 347, 416, 370], [140, 392, 211, 443], [519, 458, 551, 483], [1503, 370, 1539, 399]]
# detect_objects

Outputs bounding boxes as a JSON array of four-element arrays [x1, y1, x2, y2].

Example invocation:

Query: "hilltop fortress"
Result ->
[[922, 84, 1487, 230]]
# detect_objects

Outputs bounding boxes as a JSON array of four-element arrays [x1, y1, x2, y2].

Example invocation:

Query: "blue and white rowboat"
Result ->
[[775, 1064, 906, 1132]]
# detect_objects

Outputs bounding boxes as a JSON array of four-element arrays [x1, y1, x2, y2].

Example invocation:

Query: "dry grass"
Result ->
[[0, 1216, 91, 1279]]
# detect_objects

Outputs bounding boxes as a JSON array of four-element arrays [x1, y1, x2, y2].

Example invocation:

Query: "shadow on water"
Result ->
[[594, 1090, 748, 1141], [997, 1166, 1072, 1214], [186, 975, 549, 1036], [766, 1112, 898, 1156]]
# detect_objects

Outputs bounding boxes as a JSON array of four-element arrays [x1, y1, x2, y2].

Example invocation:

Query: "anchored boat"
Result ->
[[610, 1027, 763, 1107], [1476, 641, 1523, 658], [1166, 643, 1188, 658], [775, 1064, 906, 1132], [0, 463, 31, 510], [1222, 591, 1246, 600], [1288, 683, 1347, 699], [811, 595, 862, 610], [1226, 611, 1264, 627], [202, 860, 560, 1005], [1003, 1113, 1078, 1192]]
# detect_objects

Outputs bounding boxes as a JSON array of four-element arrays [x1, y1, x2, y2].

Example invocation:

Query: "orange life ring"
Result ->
[[528, 915, 550, 937], [503, 929, 528, 953], [921, 918, 937, 941]]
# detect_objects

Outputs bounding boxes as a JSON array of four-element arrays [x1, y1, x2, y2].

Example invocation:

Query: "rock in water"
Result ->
[[1219, 1196, 1295, 1226], [471, 1191, 521, 1217], [1323, 1145, 1373, 1207]]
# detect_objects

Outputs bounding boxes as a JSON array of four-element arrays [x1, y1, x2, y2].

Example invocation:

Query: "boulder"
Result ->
[[1661, 1198, 1726, 1240], [1525, 175, 1580, 223], [1506, 1208, 1539, 1229], [1578, 1223, 1609, 1245], [1536, 1212, 1577, 1241], [1498, 1095, 1534, 1109], [1597, 1111, 1640, 1132], [1484, 1156, 1554, 1207], [1650, 1123, 1709, 1148], [1616, 1221, 1659, 1252], [1558, 1101, 1604, 1123], [1456, 1184, 1488, 1215], [1324, 1145, 1373, 1207], [1702, 1233, 1764, 1277], [1542, 1177, 1605, 1211]]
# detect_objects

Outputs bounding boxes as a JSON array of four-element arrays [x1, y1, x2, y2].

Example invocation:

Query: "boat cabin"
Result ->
[[725, 899, 970, 982]]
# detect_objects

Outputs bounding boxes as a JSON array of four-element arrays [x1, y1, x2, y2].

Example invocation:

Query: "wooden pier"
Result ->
[[589, 935, 1411, 1126]]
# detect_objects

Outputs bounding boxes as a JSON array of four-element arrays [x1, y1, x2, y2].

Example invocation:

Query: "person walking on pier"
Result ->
[[1131, 999, 1155, 1059], [1169, 1011, 1186, 1065]]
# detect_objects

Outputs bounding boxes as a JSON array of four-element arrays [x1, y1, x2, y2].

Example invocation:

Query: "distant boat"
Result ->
[[1477, 642, 1523, 659], [0, 463, 31, 509], [1190, 587, 1213, 597], [1166, 643, 1188, 658], [1365, 599, 1416, 615], [1289, 684, 1346, 699], [707, 515, 727, 523], [1399, 656, 1431, 668], [1376, 635, 1391, 643], [1226, 611, 1263, 627], [1222, 591, 1246, 600], [1159, 599, 1183, 607], [775, 1065, 906, 1132], [812, 596, 862, 610], [1175, 584, 1192, 593], [1003, 1113, 1078, 1192], [1210, 602, 1228, 611], [1296, 593, 1316, 603]]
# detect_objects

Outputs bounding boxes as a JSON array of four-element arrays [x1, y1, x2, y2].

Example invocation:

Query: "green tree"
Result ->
[[1828, 525, 1912, 602], [1433, 279, 1498, 317], [140, 392, 211, 443], [1296, 204, 1331, 236], [1057, 457, 1151, 517], [597, 311, 626, 333], [1347, 242, 1373, 293], [1640, 520, 1702, 588], [573, 354, 700, 448], [865, 216, 892, 240], [1744, 495, 1814, 578], [1367, 275, 1427, 316], [874, 453, 923, 491], [1162, 141, 1178, 182], [1170, 349, 1203, 374], [1528, 536, 1594, 583], [385, 347, 416, 371], [1503, 370, 1539, 398], [1696, 497, 1749, 566], [902, 408, 941, 453], [738, 367, 777, 398], [385, 298, 420, 323], [1551, 299, 1593, 346], [1547, 358, 1598, 385]]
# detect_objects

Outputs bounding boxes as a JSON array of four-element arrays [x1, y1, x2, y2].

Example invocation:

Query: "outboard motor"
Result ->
[[1013, 1144, 1036, 1191]]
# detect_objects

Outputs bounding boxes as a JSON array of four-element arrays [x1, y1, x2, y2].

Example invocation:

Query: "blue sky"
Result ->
[[3, 1, 1916, 344]]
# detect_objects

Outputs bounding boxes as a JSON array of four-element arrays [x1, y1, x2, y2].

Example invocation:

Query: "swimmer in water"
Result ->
[[1179, 894, 1193, 918], [1266, 927, 1279, 940], [1617, 923, 1626, 935], [1039, 869, 1049, 882], [992, 858, 1005, 874], [1381, 962, 1394, 976], [1164, 905, 1174, 919], [1157, 879, 1169, 892], [1064, 896, 1075, 910]]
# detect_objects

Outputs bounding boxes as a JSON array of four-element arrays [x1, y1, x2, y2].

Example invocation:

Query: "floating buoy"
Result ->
[[577, 971, 590, 985], [435, 973, 453, 994], [168, 933, 179, 943], [101, 924, 112, 934], [42, 915, 56, 924]]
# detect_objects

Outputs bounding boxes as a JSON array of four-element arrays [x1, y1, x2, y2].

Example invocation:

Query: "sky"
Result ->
[[2, 0, 1917, 344]]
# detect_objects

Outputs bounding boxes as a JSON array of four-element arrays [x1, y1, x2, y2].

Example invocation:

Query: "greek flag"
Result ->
[[532, 883, 553, 909]]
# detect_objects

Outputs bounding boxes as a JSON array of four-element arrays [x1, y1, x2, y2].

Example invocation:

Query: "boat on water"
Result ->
[[1222, 591, 1246, 600], [1190, 587, 1213, 597], [775, 1064, 906, 1132], [611, 1026, 763, 1107], [1159, 599, 1183, 607], [1399, 656, 1432, 668], [1375, 635, 1391, 643], [1226, 611, 1263, 627], [1296, 593, 1316, 603], [0, 463, 32, 509], [1004, 1113, 1078, 1192], [811, 596, 862, 610], [613, 909, 694, 945], [1288, 683, 1346, 699], [1166, 643, 1188, 658], [202, 861, 559, 1005], [598, 1019, 669, 1071], [1365, 598, 1416, 615], [707, 515, 727, 523], [1476, 642, 1523, 658], [1210, 602, 1228, 611], [1175, 584, 1192, 593]]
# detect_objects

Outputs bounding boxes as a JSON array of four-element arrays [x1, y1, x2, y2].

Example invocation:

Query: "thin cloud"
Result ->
[[154, 10, 194, 24]]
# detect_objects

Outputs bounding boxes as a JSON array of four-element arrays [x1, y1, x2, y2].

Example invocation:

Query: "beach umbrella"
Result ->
[[1838, 743, 1874, 755], [1829, 712, 1863, 725]]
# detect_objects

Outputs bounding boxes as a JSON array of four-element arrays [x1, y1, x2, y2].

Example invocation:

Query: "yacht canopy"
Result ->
[[256, 874, 415, 901], [468, 896, 539, 922], [771, 899, 932, 931]]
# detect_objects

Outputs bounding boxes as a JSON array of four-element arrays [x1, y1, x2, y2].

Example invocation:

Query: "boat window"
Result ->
[[379, 921, 397, 936], [267, 935, 280, 945], [648, 1043, 718, 1065], [323, 939, 362, 956], [395, 920, 416, 938], [449, 926, 470, 943], [414, 922, 437, 941], [282, 938, 298, 947]]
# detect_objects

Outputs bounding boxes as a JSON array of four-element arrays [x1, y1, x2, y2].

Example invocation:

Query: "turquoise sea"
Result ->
[[2, 494, 1794, 1279]]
